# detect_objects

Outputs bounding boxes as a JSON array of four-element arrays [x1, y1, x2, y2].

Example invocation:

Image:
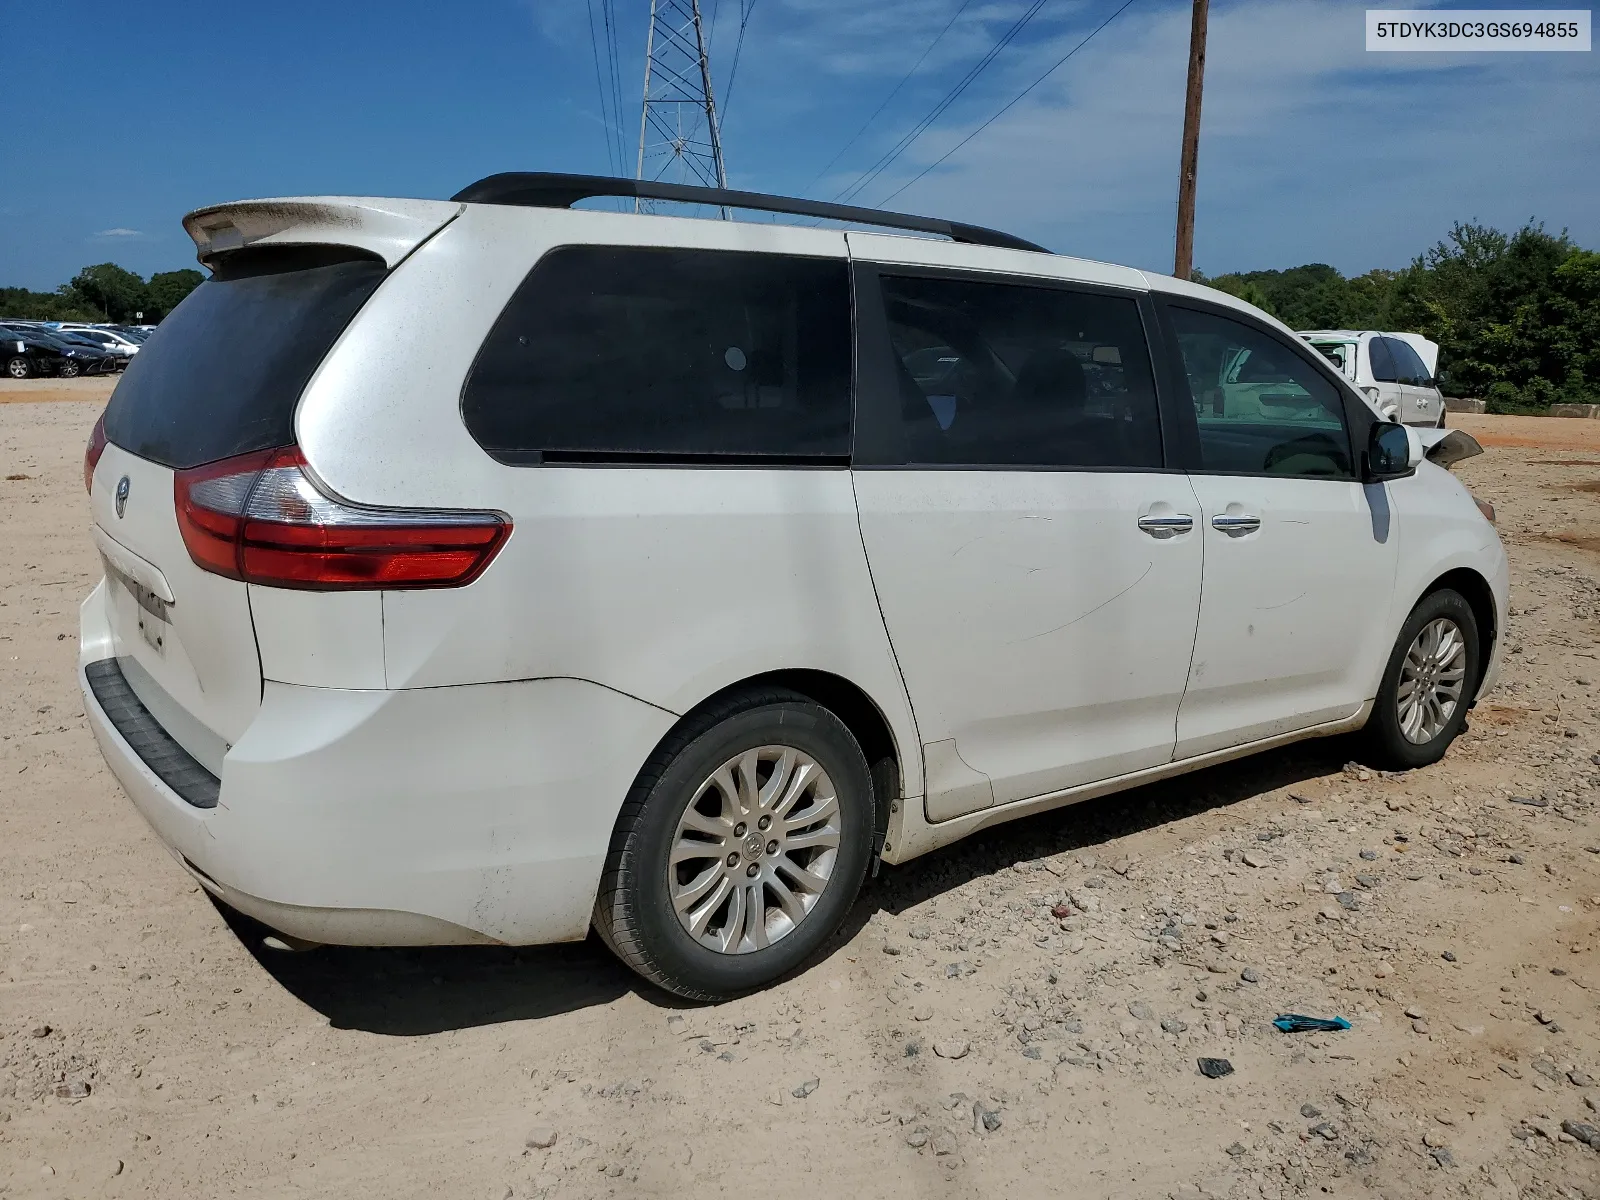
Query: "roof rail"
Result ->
[[450, 172, 1048, 255]]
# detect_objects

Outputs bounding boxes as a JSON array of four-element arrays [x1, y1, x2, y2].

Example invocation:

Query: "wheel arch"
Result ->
[[662, 669, 907, 856], [1421, 566, 1498, 695]]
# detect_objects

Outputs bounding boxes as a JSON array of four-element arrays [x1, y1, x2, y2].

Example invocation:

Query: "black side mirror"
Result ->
[[1365, 421, 1415, 482]]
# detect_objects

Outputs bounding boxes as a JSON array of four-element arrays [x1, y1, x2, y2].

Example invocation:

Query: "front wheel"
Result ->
[[58, 360, 80, 378], [6, 356, 29, 379], [593, 689, 875, 1000], [1361, 588, 1480, 769]]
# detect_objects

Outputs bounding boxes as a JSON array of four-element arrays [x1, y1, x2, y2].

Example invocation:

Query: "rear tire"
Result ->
[[593, 688, 875, 1000], [6, 356, 29, 379], [1360, 588, 1479, 770]]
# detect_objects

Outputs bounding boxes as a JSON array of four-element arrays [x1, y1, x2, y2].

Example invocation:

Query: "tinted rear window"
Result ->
[[1367, 336, 1398, 383], [462, 246, 852, 464], [103, 247, 386, 469]]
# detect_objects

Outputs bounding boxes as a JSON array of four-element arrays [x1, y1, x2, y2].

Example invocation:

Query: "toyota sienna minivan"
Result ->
[[80, 174, 1508, 998]]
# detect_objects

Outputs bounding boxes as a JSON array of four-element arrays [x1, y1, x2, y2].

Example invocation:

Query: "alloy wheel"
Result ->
[[669, 745, 843, 954], [6, 357, 27, 379], [1396, 617, 1467, 743]]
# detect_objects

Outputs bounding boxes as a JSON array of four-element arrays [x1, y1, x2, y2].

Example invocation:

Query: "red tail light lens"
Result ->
[[174, 447, 510, 590], [84, 415, 108, 494]]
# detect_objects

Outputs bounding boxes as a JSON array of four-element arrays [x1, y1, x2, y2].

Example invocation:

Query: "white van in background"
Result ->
[[1299, 330, 1445, 426]]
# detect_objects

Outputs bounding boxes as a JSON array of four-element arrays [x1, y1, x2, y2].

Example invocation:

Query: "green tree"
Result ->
[[145, 269, 205, 320], [64, 263, 150, 322], [0, 287, 100, 322], [1205, 275, 1278, 316]]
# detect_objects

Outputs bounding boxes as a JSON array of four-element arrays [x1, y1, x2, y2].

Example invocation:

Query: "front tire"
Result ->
[[594, 688, 875, 1000], [58, 360, 80, 378], [1361, 588, 1479, 770], [6, 356, 29, 379]]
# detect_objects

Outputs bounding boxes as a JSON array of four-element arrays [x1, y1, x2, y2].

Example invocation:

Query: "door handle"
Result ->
[[1137, 514, 1195, 536], [1211, 514, 1262, 535]]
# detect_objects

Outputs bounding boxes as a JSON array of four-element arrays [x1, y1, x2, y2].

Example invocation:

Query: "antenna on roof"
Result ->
[[636, 0, 729, 217]]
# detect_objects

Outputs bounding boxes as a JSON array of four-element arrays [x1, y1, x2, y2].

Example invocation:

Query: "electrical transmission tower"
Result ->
[[636, 0, 728, 210]]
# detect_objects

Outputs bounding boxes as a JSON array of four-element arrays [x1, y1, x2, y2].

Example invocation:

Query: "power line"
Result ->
[[602, 0, 629, 175], [832, 0, 1053, 206], [803, 0, 977, 195], [719, 0, 758, 125], [585, 0, 620, 174], [878, 0, 1140, 208]]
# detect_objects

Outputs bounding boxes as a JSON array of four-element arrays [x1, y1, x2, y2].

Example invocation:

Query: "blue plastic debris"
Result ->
[[1273, 1013, 1352, 1033]]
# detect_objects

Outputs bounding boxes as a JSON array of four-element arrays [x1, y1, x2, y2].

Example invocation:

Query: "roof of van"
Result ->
[[180, 174, 1307, 340]]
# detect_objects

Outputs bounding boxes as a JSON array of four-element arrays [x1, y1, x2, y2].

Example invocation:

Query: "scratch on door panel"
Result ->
[[1014, 562, 1153, 643]]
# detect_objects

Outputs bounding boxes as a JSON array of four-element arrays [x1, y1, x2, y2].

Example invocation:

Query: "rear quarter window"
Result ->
[[102, 247, 387, 469], [461, 246, 853, 464]]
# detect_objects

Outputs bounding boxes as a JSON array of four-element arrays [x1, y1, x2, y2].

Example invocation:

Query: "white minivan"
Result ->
[[1299, 329, 1446, 426], [80, 175, 1508, 998]]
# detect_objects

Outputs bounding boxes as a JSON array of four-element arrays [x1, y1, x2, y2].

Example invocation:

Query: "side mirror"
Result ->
[[1365, 420, 1417, 482]]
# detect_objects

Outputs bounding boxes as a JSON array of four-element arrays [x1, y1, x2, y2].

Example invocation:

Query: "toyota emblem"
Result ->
[[114, 476, 130, 519]]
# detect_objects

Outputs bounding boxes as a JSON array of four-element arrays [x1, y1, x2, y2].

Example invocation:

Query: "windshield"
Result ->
[[5, 328, 69, 350]]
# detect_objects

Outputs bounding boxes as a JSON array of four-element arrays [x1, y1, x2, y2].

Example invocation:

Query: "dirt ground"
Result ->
[[0, 378, 118, 407], [1, 388, 1597, 1200]]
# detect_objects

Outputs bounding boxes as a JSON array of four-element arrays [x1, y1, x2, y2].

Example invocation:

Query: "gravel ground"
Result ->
[[1, 392, 1597, 1199]]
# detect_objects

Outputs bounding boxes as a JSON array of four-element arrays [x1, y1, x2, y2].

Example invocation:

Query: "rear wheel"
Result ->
[[6, 356, 29, 379], [594, 688, 874, 1000], [1361, 588, 1479, 769]]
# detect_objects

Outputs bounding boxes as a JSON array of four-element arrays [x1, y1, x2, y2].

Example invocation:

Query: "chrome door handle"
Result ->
[[1211, 514, 1262, 534], [1137, 514, 1194, 535]]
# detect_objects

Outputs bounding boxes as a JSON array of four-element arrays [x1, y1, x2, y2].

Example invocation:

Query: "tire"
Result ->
[[1360, 588, 1480, 770], [594, 687, 875, 1000], [58, 360, 80, 378], [6, 356, 29, 379]]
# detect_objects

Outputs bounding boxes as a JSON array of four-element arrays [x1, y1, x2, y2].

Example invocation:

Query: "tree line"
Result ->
[[1198, 221, 1600, 413], [0, 263, 205, 325]]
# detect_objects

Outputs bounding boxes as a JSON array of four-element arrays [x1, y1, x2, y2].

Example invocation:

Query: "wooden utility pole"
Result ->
[[1173, 0, 1209, 280]]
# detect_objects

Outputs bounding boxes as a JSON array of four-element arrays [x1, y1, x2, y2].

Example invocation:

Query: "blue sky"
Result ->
[[2, 0, 1594, 290]]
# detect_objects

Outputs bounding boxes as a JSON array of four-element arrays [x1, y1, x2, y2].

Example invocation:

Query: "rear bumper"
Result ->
[[79, 584, 676, 948]]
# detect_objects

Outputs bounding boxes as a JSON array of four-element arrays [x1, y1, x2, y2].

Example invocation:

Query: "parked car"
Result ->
[[80, 175, 1508, 998], [2, 327, 69, 378], [0, 325, 115, 377], [51, 329, 123, 361], [56, 325, 140, 363], [1298, 329, 1445, 426]]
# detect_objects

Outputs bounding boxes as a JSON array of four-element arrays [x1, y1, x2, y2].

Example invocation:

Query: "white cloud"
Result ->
[[94, 227, 144, 238], [526, 0, 1598, 274], [742, 0, 1600, 273]]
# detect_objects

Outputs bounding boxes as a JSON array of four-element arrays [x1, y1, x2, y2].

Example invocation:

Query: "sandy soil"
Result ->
[[0, 378, 118, 406], [1, 395, 1597, 1200]]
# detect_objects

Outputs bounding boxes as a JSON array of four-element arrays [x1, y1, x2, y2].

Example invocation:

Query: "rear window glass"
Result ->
[[102, 247, 386, 469], [462, 246, 852, 464], [1368, 336, 1398, 383]]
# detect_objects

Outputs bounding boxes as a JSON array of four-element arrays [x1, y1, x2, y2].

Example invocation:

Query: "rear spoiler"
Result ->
[[182, 197, 463, 270], [1416, 427, 1482, 468]]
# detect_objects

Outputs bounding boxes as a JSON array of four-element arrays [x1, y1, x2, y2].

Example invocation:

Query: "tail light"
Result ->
[[174, 447, 510, 590], [84, 415, 107, 493]]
